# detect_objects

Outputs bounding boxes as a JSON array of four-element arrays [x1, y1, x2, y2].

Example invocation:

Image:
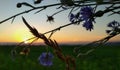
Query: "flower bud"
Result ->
[[17, 3, 22, 8]]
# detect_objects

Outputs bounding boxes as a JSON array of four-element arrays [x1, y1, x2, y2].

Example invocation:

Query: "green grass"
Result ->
[[0, 45, 120, 70]]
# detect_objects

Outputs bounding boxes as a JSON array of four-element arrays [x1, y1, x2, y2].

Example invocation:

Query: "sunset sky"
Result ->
[[0, 0, 120, 44]]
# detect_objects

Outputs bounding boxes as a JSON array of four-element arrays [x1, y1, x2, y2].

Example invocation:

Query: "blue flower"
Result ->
[[83, 20, 93, 31], [107, 20, 120, 28], [80, 6, 94, 21], [106, 20, 120, 35], [69, 6, 95, 31], [38, 52, 54, 66], [69, 12, 81, 23], [80, 6, 95, 31]]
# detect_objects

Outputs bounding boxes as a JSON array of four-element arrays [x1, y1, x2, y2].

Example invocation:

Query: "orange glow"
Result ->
[[23, 38, 29, 44], [0, 27, 120, 44], [13, 29, 35, 43], [0, 23, 120, 44], [0, 29, 33, 43]]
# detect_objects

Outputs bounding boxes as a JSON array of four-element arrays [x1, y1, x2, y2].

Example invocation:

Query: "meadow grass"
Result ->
[[0, 45, 120, 70]]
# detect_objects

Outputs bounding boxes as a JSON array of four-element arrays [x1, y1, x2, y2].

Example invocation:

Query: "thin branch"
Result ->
[[17, 37, 36, 46], [19, 2, 36, 9], [108, 10, 120, 16], [48, 31, 55, 39], [75, 32, 120, 57], [34, 8, 46, 14], [43, 21, 81, 35], [68, 7, 76, 17], [52, 9, 68, 16], [29, 38, 39, 45], [0, 3, 61, 24], [77, 49, 94, 57], [43, 5, 120, 35], [0, 1, 120, 24]]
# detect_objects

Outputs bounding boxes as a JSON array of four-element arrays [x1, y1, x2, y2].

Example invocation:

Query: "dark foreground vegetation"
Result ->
[[0, 44, 120, 70]]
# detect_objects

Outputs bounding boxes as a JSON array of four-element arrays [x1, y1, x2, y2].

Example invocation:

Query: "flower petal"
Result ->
[[83, 20, 93, 31], [38, 52, 54, 66], [106, 30, 112, 34]]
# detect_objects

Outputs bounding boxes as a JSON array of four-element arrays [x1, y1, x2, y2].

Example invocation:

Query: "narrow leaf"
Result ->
[[11, 16, 16, 24], [22, 17, 32, 30], [34, 8, 45, 14], [22, 17, 40, 37]]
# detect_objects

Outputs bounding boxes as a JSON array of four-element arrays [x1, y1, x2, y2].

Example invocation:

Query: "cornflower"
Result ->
[[38, 52, 54, 66], [80, 6, 95, 31], [106, 20, 120, 35]]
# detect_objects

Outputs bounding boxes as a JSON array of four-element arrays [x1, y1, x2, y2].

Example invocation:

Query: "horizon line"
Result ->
[[0, 41, 120, 45]]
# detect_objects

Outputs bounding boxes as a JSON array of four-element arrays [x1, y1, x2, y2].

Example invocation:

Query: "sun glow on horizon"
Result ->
[[23, 38, 29, 44], [12, 29, 34, 43]]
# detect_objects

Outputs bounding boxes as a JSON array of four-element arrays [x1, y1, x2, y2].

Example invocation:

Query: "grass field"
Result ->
[[0, 44, 120, 70]]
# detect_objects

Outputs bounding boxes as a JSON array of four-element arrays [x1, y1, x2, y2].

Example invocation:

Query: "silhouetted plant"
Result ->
[[0, 0, 120, 70]]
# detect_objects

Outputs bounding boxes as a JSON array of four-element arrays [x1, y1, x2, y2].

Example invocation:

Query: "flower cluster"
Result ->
[[106, 20, 120, 35], [69, 6, 95, 31], [38, 52, 54, 66], [80, 6, 94, 21], [80, 6, 95, 31], [82, 20, 94, 31]]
